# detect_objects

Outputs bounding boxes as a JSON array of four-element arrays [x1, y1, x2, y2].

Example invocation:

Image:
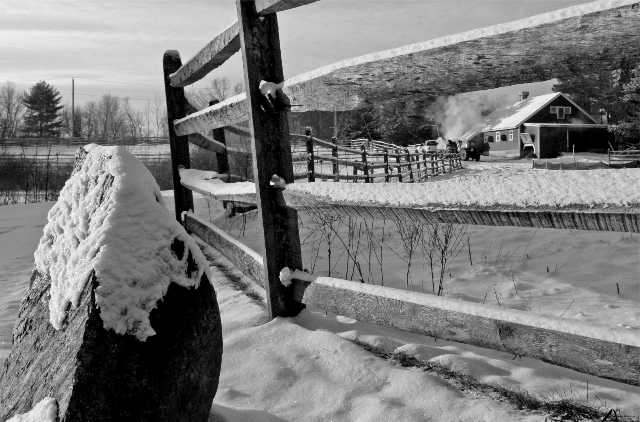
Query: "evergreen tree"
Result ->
[[610, 65, 640, 144], [552, 54, 635, 123], [339, 107, 381, 141], [22, 81, 63, 137]]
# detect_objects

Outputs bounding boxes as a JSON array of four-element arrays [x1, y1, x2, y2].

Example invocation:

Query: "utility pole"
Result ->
[[72, 78, 75, 137]]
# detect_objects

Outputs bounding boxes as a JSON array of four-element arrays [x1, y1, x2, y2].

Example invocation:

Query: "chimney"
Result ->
[[519, 91, 530, 102]]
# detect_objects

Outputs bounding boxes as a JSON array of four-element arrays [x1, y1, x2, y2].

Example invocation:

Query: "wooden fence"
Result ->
[[0, 137, 169, 149], [532, 150, 640, 170], [297, 132, 462, 183], [185, 213, 639, 386], [163, 0, 639, 387]]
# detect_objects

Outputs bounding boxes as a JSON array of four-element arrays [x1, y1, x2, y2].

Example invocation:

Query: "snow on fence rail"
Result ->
[[184, 212, 640, 386], [179, 167, 640, 233]]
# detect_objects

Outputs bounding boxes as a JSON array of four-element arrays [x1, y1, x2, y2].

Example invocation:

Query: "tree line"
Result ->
[[0, 77, 244, 140], [2, 64, 638, 143]]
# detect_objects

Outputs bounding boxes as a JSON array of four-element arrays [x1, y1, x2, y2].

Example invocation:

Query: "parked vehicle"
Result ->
[[425, 140, 439, 152], [460, 140, 481, 161]]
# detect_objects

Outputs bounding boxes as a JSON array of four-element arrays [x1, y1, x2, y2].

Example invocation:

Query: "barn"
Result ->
[[460, 92, 614, 159]]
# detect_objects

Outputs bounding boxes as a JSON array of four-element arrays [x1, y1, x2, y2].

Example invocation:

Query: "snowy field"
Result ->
[[1, 164, 639, 420]]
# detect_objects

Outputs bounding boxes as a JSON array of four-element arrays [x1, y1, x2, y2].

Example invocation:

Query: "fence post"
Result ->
[[361, 144, 371, 183], [306, 127, 315, 182], [395, 148, 403, 183], [332, 136, 339, 182], [162, 50, 194, 223], [414, 148, 422, 180], [406, 148, 414, 182], [430, 153, 435, 177], [448, 153, 452, 174], [352, 148, 358, 182], [209, 99, 230, 181], [423, 150, 429, 178], [236, 0, 303, 319], [384, 148, 390, 182]]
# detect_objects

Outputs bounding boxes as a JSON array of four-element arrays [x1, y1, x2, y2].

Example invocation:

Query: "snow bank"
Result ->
[[288, 169, 640, 209], [7, 397, 57, 422], [34, 145, 211, 341], [312, 277, 640, 347], [178, 167, 640, 209]]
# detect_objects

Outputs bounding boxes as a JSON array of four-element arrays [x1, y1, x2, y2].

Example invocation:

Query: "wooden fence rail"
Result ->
[[293, 133, 462, 183], [184, 212, 639, 386], [0, 137, 169, 149]]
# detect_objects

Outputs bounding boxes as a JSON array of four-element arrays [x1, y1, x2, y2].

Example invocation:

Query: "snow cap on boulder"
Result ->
[[34, 144, 211, 341]]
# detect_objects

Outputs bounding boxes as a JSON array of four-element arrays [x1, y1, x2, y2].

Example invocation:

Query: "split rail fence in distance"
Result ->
[[297, 132, 462, 183], [163, 0, 639, 387]]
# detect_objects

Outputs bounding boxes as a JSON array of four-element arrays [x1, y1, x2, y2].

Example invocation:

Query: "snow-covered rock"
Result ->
[[0, 145, 222, 422]]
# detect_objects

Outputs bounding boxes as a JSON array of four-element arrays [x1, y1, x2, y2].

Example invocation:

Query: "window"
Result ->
[[484, 134, 489, 143], [495, 131, 500, 142], [557, 107, 565, 120], [550, 106, 558, 114], [509, 130, 513, 141], [564, 107, 572, 115], [501, 134, 508, 142], [487, 135, 494, 143]]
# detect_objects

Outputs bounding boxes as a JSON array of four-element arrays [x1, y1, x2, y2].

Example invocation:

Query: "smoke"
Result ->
[[434, 93, 502, 140]]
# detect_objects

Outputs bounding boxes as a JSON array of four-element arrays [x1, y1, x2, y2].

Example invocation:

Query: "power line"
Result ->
[[78, 78, 164, 87], [58, 92, 166, 102], [5, 76, 222, 90]]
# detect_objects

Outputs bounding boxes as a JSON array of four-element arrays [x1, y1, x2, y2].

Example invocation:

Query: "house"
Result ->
[[459, 92, 614, 158]]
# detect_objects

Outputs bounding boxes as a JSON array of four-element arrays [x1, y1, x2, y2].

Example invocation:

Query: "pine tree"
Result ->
[[610, 65, 640, 144], [22, 81, 63, 138], [339, 107, 381, 141]]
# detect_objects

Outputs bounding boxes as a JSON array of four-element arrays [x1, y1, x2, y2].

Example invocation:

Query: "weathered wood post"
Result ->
[[430, 153, 436, 177], [352, 147, 358, 182], [209, 99, 230, 180], [163, 51, 194, 223], [361, 144, 371, 183], [406, 148, 414, 182], [236, 0, 304, 318], [414, 148, 422, 180], [331, 136, 339, 182], [306, 127, 315, 182], [395, 148, 403, 183], [384, 148, 390, 182]]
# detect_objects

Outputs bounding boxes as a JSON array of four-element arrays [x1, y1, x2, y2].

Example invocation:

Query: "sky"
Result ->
[[0, 0, 588, 110]]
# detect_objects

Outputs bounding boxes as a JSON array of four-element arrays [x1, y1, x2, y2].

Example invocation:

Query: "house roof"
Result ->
[[459, 92, 598, 141]]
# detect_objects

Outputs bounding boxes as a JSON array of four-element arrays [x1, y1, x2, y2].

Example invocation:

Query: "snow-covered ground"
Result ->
[[1, 173, 638, 421]]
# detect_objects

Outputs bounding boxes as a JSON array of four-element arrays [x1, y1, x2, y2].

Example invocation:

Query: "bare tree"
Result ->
[[60, 105, 72, 138], [233, 82, 244, 95], [83, 101, 99, 138], [0, 82, 25, 138], [207, 77, 231, 101], [152, 95, 167, 138], [422, 223, 467, 296], [122, 97, 144, 138], [98, 93, 121, 138]]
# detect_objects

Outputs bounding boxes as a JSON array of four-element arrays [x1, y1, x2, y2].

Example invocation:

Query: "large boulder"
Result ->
[[0, 145, 223, 422]]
